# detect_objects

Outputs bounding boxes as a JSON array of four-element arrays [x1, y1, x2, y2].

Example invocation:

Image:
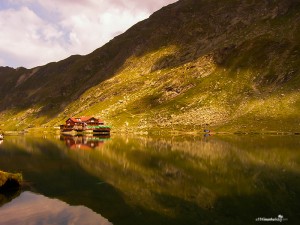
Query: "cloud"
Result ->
[[0, 6, 67, 67], [0, 0, 177, 68], [0, 58, 5, 65]]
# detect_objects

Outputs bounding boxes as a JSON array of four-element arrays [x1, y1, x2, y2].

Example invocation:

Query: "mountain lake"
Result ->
[[0, 134, 299, 225]]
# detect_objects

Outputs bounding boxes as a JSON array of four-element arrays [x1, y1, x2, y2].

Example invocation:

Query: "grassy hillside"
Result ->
[[1, 0, 300, 132]]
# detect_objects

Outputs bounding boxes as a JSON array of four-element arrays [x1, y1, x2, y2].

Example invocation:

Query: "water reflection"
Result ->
[[63, 135, 300, 224], [61, 134, 110, 150], [0, 191, 112, 225], [0, 135, 299, 225]]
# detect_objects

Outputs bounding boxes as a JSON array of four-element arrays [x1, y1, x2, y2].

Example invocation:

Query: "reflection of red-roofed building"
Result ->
[[60, 117, 110, 134], [61, 135, 108, 150]]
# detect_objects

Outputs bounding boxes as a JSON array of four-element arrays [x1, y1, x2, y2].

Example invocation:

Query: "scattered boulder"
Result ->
[[0, 170, 22, 192]]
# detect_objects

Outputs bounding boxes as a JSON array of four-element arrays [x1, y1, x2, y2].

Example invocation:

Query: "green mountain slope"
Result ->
[[1, 0, 300, 132]]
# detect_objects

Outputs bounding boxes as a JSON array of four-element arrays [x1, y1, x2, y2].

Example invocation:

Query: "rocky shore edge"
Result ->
[[0, 170, 22, 191]]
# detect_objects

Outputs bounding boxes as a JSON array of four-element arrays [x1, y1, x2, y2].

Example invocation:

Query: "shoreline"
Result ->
[[2, 128, 300, 136]]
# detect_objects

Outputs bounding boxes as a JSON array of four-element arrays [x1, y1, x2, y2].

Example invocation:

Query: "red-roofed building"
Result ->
[[66, 117, 104, 126], [60, 116, 110, 134]]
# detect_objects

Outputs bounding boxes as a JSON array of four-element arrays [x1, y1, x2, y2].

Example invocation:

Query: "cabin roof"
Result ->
[[67, 117, 103, 123]]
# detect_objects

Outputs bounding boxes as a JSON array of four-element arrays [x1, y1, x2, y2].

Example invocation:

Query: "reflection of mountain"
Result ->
[[61, 135, 110, 150], [0, 191, 112, 225], [1, 135, 300, 225], [67, 135, 300, 223], [0, 136, 146, 225]]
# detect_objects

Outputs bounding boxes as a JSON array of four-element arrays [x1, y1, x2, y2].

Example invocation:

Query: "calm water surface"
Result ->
[[0, 134, 299, 225]]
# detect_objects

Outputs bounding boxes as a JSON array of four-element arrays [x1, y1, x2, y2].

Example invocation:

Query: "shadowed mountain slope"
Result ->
[[1, 0, 300, 132]]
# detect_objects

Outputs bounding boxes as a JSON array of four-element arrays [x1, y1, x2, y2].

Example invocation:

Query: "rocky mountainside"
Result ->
[[1, 0, 300, 132]]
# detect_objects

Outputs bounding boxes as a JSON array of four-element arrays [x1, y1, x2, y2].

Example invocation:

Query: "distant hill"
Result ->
[[1, 0, 300, 132]]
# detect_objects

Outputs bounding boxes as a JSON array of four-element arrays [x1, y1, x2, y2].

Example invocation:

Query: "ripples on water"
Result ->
[[0, 134, 299, 225]]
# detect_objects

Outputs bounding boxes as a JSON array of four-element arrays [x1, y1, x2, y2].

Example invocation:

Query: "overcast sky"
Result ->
[[0, 0, 177, 68]]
